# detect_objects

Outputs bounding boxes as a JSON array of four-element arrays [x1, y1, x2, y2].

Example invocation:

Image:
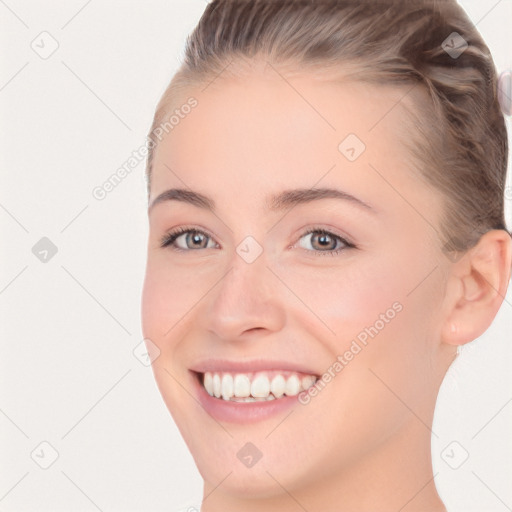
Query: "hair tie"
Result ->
[[498, 71, 512, 116]]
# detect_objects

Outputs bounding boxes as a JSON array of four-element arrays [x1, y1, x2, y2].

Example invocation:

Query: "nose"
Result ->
[[203, 249, 286, 342]]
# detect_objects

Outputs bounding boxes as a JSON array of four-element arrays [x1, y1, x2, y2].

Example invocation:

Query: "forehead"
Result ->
[[150, 69, 433, 218]]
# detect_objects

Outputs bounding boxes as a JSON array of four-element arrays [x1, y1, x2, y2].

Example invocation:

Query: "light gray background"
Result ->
[[0, 1, 511, 511]]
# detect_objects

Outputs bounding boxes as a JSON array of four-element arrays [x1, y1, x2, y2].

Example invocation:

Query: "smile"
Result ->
[[201, 371, 319, 402]]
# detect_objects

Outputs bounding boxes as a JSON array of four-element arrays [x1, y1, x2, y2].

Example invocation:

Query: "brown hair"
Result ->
[[145, 0, 510, 256]]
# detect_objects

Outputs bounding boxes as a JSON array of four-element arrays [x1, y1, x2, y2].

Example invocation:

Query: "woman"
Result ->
[[141, 1, 511, 510]]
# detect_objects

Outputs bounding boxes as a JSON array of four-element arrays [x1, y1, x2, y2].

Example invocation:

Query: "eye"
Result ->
[[160, 227, 218, 251], [296, 227, 356, 256], [160, 226, 356, 256]]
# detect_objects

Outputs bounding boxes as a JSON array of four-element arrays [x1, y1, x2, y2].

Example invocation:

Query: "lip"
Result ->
[[189, 358, 320, 376], [190, 365, 315, 424]]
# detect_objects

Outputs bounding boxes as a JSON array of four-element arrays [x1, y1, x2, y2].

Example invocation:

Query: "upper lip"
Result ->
[[189, 359, 320, 376]]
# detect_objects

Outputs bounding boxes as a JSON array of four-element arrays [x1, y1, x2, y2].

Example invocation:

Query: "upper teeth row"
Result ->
[[203, 372, 317, 400]]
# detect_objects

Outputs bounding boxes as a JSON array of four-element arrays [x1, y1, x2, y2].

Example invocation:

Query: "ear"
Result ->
[[441, 229, 512, 346]]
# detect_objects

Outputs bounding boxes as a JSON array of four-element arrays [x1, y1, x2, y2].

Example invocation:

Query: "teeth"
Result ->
[[270, 375, 286, 398], [285, 375, 300, 396], [213, 373, 221, 398], [301, 375, 316, 390], [251, 374, 270, 397], [234, 374, 251, 398], [221, 373, 234, 401], [204, 372, 214, 396], [202, 371, 317, 401], [230, 396, 275, 402]]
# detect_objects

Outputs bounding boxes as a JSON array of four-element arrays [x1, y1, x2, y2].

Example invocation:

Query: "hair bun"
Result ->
[[498, 71, 512, 116]]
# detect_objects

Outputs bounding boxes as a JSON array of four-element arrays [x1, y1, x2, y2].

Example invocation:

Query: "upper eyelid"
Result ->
[[162, 226, 353, 249], [161, 227, 218, 248], [293, 229, 353, 253]]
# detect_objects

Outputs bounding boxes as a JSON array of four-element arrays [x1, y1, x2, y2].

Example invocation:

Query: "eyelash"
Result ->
[[159, 225, 356, 257]]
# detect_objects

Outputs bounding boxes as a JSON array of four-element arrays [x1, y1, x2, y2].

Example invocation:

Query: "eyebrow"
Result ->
[[148, 187, 375, 214]]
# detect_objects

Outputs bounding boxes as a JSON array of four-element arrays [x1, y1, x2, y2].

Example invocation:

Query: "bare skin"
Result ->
[[141, 60, 512, 512]]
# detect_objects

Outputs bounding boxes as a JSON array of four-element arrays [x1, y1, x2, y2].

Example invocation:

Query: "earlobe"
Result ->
[[441, 229, 512, 347]]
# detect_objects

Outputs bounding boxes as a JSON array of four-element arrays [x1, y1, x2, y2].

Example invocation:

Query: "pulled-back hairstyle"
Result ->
[[145, 0, 510, 257]]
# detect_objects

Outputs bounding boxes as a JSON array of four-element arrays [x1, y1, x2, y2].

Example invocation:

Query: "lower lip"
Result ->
[[191, 371, 301, 424]]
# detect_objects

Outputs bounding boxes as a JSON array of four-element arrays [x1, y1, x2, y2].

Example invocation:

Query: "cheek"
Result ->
[[315, 255, 442, 410], [141, 253, 212, 346], [277, 247, 439, 378], [140, 257, 207, 429], [141, 264, 174, 346], [277, 255, 404, 341]]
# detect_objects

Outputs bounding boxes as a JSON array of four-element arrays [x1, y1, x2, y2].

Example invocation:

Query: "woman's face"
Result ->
[[141, 64, 456, 501]]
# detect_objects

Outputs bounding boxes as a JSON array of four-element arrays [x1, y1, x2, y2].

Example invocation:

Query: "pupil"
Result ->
[[316, 233, 334, 249], [188, 233, 205, 248]]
